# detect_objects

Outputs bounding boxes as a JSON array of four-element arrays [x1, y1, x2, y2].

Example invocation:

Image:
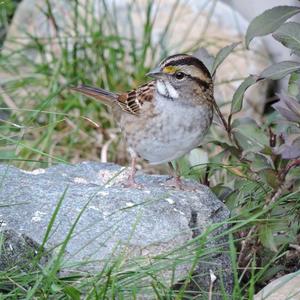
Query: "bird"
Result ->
[[71, 54, 214, 189]]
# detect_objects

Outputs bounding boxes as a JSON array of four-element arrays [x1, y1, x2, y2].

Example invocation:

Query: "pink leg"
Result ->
[[123, 157, 143, 189], [165, 162, 182, 189], [165, 162, 195, 191]]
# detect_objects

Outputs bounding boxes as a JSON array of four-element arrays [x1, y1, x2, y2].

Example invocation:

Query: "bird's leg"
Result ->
[[165, 161, 195, 191], [165, 161, 185, 189], [128, 156, 137, 184], [166, 161, 182, 188], [124, 156, 143, 189]]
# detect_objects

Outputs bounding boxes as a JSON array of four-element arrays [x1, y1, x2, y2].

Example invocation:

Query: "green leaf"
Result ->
[[224, 190, 239, 212], [211, 184, 232, 202], [51, 283, 62, 293], [188, 148, 208, 168], [63, 285, 81, 300], [259, 224, 278, 252], [273, 22, 300, 54], [258, 168, 280, 189], [246, 6, 300, 48], [288, 72, 300, 96], [230, 75, 258, 115], [258, 265, 285, 283], [260, 61, 300, 80], [176, 156, 192, 177], [244, 152, 273, 172], [187, 148, 208, 180], [232, 118, 269, 152], [211, 42, 239, 76], [209, 140, 241, 158]]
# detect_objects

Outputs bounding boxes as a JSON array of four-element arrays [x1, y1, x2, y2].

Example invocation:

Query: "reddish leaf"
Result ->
[[273, 93, 300, 122], [277, 134, 300, 159]]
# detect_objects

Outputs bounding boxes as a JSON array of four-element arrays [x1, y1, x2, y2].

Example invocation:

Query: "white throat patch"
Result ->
[[157, 80, 179, 99]]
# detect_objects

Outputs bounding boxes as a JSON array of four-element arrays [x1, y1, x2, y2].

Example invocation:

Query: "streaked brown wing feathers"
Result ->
[[117, 81, 155, 115]]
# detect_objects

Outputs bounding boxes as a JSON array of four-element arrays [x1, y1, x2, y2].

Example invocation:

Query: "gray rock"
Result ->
[[0, 229, 50, 272], [254, 271, 300, 300], [0, 162, 232, 298]]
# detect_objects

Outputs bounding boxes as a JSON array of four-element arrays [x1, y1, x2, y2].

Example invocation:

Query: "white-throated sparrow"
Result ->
[[71, 54, 214, 188]]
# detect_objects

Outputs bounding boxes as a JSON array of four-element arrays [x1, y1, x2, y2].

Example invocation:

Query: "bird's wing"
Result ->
[[117, 81, 155, 115], [71, 81, 155, 116]]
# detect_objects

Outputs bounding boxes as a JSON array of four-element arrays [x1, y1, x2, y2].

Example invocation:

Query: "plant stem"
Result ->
[[213, 100, 230, 133]]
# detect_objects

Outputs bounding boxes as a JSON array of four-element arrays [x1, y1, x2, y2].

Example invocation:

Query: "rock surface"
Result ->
[[254, 272, 300, 300], [0, 162, 232, 298]]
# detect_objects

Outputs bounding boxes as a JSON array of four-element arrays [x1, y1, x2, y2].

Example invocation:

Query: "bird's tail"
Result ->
[[70, 84, 118, 106]]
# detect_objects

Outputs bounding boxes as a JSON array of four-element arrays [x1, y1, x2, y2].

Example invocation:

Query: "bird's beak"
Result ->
[[146, 67, 165, 79]]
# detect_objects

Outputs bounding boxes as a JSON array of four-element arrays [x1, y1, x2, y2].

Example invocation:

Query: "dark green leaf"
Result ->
[[244, 153, 273, 172], [211, 42, 239, 76], [211, 184, 233, 201], [258, 168, 280, 189], [224, 190, 239, 212], [273, 22, 300, 54], [246, 6, 300, 48], [260, 61, 300, 80], [230, 75, 258, 115], [258, 265, 286, 283]]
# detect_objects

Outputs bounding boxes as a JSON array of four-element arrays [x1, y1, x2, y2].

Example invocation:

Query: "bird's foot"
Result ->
[[122, 176, 143, 189], [164, 176, 196, 191]]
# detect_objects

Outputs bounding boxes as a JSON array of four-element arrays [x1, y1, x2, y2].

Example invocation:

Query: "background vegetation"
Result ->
[[0, 1, 299, 299]]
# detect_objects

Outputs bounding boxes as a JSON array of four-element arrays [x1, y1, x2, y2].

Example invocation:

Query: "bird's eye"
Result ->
[[175, 72, 185, 80]]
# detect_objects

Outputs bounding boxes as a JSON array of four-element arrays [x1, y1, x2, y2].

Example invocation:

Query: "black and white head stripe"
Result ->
[[160, 54, 211, 78]]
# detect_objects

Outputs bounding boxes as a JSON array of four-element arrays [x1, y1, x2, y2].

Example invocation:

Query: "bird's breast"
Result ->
[[121, 94, 212, 164]]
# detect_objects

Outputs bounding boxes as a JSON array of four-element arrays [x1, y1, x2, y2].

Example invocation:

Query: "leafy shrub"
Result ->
[[198, 4, 300, 288]]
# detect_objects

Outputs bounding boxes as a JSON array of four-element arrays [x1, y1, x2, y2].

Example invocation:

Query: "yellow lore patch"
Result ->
[[163, 66, 178, 74]]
